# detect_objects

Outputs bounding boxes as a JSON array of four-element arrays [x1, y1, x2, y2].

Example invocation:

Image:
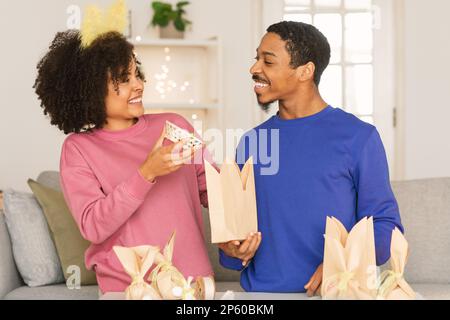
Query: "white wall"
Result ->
[[0, 0, 263, 192], [400, 0, 450, 180], [0, 1, 68, 192], [5, 0, 447, 192]]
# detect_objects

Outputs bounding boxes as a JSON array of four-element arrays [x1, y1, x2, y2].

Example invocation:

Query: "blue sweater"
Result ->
[[219, 106, 404, 293]]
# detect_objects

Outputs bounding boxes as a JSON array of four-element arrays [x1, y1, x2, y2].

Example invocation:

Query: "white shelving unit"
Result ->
[[131, 37, 223, 115], [143, 102, 220, 110], [131, 38, 220, 48]]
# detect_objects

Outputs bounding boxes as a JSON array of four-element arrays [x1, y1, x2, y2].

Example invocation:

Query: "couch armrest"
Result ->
[[0, 211, 23, 299]]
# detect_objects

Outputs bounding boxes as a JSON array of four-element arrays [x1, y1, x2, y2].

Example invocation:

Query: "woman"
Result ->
[[34, 30, 214, 294]]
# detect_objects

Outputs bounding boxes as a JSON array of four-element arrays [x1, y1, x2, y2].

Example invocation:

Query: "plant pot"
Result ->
[[159, 23, 185, 39]]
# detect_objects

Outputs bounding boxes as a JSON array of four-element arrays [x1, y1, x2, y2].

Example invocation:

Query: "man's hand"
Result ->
[[304, 263, 323, 297], [217, 232, 262, 267]]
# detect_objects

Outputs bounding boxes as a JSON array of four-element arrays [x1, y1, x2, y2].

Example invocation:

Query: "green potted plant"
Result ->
[[151, 1, 192, 39]]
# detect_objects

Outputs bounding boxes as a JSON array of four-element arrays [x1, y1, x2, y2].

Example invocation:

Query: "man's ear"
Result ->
[[297, 62, 316, 83]]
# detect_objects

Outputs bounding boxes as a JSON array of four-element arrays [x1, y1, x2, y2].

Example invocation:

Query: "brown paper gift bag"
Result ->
[[321, 217, 377, 300], [149, 232, 191, 299], [377, 228, 416, 300], [149, 232, 216, 300], [204, 157, 258, 243], [113, 245, 162, 300]]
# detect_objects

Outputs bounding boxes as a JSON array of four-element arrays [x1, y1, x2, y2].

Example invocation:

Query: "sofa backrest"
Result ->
[[391, 178, 450, 284]]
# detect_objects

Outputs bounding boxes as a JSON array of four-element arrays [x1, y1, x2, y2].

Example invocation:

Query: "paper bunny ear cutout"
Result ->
[[80, 0, 128, 48], [113, 246, 160, 278], [163, 231, 176, 261]]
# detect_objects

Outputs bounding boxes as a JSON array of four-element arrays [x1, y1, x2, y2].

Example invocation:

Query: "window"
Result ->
[[283, 0, 375, 124]]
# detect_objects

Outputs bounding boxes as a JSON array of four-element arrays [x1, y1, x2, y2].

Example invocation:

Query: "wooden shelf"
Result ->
[[144, 103, 220, 110], [131, 38, 219, 48]]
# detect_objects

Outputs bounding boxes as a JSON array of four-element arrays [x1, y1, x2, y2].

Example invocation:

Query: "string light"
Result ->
[[150, 47, 195, 102]]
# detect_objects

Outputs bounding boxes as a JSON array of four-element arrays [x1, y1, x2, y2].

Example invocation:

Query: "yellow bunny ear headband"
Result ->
[[80, 0, 128, 48]]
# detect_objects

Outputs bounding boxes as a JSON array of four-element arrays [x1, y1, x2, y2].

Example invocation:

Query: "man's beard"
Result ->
[[257, 94, 274, 112]]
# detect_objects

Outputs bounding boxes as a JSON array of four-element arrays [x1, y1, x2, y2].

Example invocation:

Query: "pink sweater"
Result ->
[[60, 113, 214, 293]]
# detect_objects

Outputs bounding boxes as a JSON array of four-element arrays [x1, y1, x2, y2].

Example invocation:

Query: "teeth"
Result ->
[[255, 82, 269, 88], [129, 98, 142, 104]]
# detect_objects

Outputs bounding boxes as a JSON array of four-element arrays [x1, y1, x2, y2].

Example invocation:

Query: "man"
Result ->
[[218, 21, 403, 296]]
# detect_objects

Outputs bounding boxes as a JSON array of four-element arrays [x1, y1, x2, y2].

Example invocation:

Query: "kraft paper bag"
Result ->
[[149, 232, 216, 300], [377, 228, 416, 300], [205, 157, 258, 243], [321, 217, 377, 300], [113, 245, 162, 300]]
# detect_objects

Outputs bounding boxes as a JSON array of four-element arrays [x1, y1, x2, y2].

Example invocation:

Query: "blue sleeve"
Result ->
[[219, 249, 245, 271], [353, 128, 404, 266]]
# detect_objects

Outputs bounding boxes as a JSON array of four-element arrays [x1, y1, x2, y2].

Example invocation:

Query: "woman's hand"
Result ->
[[218, 232, 262, 267], [139, 129, 196, 182]]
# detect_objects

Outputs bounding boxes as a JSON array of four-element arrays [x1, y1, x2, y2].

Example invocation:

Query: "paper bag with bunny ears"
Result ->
[[377, 228, 416, 300], [321, 217, 377, 300], [148, 232, 186, 300], [148, 232, 216, 300], [113, 245, 162, 300], [204, 157, 258, 243]]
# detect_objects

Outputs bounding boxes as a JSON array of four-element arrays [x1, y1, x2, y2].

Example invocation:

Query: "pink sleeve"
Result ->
[[196, 147, 217, 208], [60, 140, 156, 244]]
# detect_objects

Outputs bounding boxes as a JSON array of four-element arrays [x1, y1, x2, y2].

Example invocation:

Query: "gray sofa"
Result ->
[[1, 172, 449, 299]]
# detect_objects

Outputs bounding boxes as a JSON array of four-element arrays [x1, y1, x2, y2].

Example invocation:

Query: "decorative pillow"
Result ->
[[27, 179, 97, 286], [3, 189, 65, 287]]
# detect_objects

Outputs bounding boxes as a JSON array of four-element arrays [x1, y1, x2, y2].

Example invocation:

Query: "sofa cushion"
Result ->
[[28, 179, 97, 286], [391, 178, 450, 284], [4, 284, 99, 300], [2, 190, 65, 287], [0, 211, 23, 298], [37, 171, 62, 192]]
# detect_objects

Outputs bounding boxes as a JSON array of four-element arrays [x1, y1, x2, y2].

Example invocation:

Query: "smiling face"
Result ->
[[251, 32, 314, 110], [104, 58, 145, 128]]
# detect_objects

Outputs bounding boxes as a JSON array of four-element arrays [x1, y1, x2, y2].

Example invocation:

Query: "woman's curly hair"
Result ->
[[34, 30, 145, 134]]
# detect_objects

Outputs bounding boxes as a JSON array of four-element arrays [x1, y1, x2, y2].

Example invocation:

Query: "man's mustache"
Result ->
[[252, 75, 270, 84]]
